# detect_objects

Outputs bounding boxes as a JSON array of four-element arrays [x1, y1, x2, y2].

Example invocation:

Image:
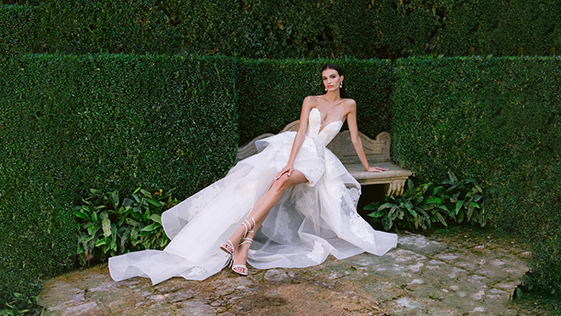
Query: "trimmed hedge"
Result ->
[[0, 5, 38, 54], [392, 56, 561, 295], [236, 58, 395, 145], [0, 54, 237, 300], [2, 0, 561, 58], [30, 1, 179, 54]]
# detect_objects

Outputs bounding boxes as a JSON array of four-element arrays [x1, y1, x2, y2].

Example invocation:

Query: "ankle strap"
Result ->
[[240, 237, 253, 246], [242, 217, 256, 236]]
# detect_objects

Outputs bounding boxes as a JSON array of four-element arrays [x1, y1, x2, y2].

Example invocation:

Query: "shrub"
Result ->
[[0, 54, 238, 301], [391, 56, 561, 295], [76, 187, 177, 265], [4, 0, 560, 58], [365, 172, 485, 231], [0, 293, 41, 316]]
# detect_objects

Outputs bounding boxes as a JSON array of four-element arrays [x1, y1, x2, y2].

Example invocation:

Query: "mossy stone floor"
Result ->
[[39, 228, 547, 315]]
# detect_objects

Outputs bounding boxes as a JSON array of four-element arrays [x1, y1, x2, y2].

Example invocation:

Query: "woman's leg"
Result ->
[[229, 170, 308, 274]]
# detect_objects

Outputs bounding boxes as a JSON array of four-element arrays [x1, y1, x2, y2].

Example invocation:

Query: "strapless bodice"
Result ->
[[306, 107, 343, 147]]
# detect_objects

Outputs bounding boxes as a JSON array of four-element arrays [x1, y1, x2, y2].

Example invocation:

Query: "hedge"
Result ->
[[392, 56, 561, 295], [2, 53, 561, 300], [0, 5, 38, 54], [235, 58, 395, 145], [0, 54, 238, 300], [2, 0, 560, 58]]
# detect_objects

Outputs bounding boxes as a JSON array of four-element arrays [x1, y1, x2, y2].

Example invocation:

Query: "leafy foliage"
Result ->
[[365, 173, 486, 231], [76, 187, 178, 265], [0, 293, 41, 316]]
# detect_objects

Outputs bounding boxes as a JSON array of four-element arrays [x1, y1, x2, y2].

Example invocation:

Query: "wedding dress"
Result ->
[[109, 107, 398, 284]]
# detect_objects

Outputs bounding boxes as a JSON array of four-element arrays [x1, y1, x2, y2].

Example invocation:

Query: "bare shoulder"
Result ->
[[302, 95, 319, 109], [343, 98, 357, 114], [304, 95, 320, 104]]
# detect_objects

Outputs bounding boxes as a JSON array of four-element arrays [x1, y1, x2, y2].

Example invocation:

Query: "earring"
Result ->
[[339, 82, 343, 88], [325, 88, 327, 91]]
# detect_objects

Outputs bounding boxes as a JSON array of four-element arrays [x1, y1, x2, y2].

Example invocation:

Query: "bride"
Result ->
[[109, 63, 398, 283]]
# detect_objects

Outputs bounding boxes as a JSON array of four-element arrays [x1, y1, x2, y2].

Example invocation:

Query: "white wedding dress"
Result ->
[[109, 107, 398, 284]]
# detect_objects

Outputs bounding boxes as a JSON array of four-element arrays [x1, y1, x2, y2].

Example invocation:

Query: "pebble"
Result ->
[[264, 269, 289, 282]]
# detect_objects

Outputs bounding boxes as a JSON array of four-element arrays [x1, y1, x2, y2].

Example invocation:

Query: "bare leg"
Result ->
[[229, 170, 308, 274]]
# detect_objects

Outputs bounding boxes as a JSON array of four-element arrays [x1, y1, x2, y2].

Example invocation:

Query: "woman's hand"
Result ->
[[276, 165, 294, 179], [366, 166, 389, 173]]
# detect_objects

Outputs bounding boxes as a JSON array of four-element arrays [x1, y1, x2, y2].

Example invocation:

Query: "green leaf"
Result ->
[[96, 236, 108, 247], [111, 191, 120, 209], [76, 210, 90, 221], [125, 218, 140, 226], [89, 188, 102, 195], [475, 184, 483, 193], [425, 198, 442, 204], [146, 198, 161, 207], [467, 204, 474, 221], [378, 202, 396, 210], [363, 202, 378, 211], [367, 210, 385, 218], [404, 202, 417, 217], [122, 198, 134, 207], [434, 212, 448, 226], [100, 212, 112, 237], [448, 171, 458, 182], [149, 214, 162, 224], [471, 202, 480, 209], [132, 194, 141, 203], [111, 223, 117, 251], [458, 211, 465, 223], [454, 200, 464, 215], [141, 223, 161, 232]]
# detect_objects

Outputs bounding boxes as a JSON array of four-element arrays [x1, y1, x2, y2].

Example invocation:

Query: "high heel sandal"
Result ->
[[219, 217, 256, 256], [232, 237, 253, 276]]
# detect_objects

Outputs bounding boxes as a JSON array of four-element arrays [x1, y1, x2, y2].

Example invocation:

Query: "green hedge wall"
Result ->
[[236, 59, 395, 145], [0, 5, 38, 54], [0, 54, 237, 300], [392, 56, 561, 294], [2, 0, 560, 58]]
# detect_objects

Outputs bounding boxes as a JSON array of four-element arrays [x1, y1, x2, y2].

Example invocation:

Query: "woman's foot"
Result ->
[[232, 238, 252, 276], [219, 218, 256, 255]]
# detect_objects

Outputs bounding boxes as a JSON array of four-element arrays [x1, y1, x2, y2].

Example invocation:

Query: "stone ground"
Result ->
[[39, 229, 548, 316]]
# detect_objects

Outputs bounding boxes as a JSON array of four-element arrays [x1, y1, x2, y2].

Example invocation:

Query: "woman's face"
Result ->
[[321, 69, 343, 93]]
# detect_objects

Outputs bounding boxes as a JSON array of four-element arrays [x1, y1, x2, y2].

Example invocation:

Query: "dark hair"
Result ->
[[321, 63, 347, 98]]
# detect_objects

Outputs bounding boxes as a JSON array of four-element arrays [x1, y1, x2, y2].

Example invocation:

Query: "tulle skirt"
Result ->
[[108, 131, 398, 284]]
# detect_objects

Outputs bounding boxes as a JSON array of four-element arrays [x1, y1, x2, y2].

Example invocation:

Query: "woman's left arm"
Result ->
[[346, 100, 389, 173]]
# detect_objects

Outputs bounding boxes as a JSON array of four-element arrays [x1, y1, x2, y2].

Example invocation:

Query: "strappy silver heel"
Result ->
[[232, 237, 253, 276], [219, 217, 256, 255]]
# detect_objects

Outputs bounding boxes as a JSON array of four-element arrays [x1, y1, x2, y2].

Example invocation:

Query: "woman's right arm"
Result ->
[[276, 97, 315, 179]]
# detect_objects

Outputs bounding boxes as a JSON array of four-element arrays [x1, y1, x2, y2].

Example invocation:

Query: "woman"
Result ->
[[109, 63, 397, 283]]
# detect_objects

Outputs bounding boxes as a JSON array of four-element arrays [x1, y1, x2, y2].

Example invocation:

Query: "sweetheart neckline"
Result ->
[[311, 107, 343, 135]]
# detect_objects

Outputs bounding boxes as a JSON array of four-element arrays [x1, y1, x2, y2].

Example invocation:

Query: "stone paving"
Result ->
[[38, 229, 547, 315]]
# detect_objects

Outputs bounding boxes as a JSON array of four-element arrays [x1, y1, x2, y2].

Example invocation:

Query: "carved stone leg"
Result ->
[[385, 179, 407, 197]]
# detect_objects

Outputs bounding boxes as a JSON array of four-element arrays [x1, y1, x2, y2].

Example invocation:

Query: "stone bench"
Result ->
[[237, 120, 413, 196]]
